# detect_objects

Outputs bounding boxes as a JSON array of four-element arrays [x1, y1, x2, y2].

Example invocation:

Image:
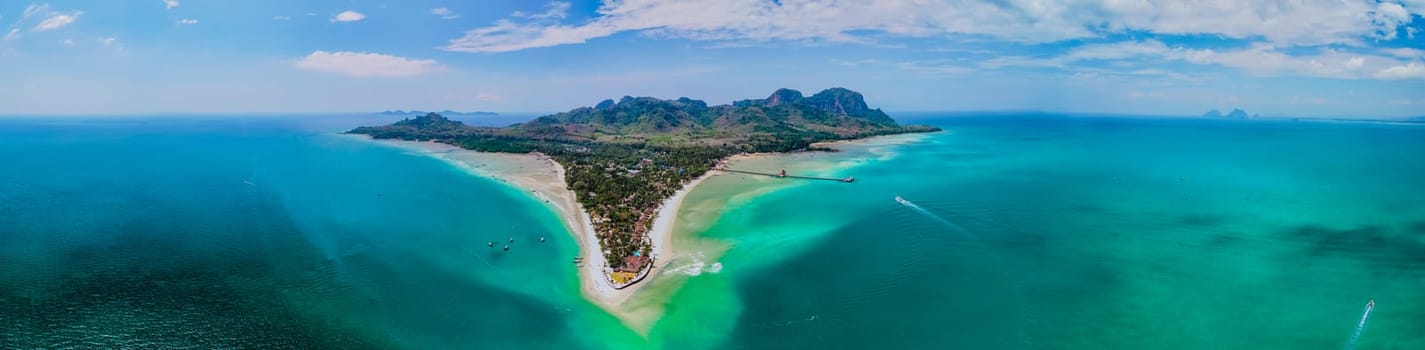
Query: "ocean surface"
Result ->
[[2, 115, 1423, 349]]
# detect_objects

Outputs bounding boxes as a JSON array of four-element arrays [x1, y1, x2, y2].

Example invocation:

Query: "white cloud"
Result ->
[[431, 7, 460, 20], [4, 28, 19, 40], [1382, 48, 1425, 59], [22, 4, 85, 33], [292, 51, 445, 77], [22, 4, 49, 20], [979, 39, 1425, 81], [1188, 45, 1394, 79], [177, 18, 198, 25], [979, 40, 1193, 69], [273, 16, 291, 21], [518, 2, 570, 20], [1169, 44, 1425, 81], [59, 38, 73, 46], [163, 0, 179, 10], [443, 0, 1425, 53], [1066, 41, 1176, 62], [98, 37, 116, 45], [332, 10, 365, 23], [1372, 2, 1412, 40], [1374, 62, 1425, 80], [34, 11, 81, 32]]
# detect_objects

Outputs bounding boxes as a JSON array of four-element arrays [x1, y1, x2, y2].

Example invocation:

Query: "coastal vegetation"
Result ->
[[349, 88, 939, 285], [377, 109, 499, 116]]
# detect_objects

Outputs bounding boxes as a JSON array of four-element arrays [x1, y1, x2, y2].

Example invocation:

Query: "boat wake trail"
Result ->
[[895, 196, 974, 238], [1344, 299, 1374, 350]]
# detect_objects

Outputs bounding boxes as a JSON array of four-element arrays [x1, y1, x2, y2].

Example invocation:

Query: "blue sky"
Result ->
[[1, 1, 1423, 117]]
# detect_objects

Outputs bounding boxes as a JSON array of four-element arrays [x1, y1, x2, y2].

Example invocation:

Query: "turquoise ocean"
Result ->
[[2, 114, 1422, 349]]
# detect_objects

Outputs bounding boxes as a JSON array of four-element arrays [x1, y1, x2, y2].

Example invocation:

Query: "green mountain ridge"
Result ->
[[379, 109, 499, 116], [509, 87, 933, 149]]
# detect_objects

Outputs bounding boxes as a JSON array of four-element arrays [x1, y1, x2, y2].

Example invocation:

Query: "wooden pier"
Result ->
[[717, 168, 855, 183]]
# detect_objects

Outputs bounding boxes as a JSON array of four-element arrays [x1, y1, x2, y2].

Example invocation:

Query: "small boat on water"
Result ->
[[503, 245, 510, 251], [895, 196, 911, 205], [540, 237, 546, 243], [488, 242, 494, 247], [1367, 299, 1375, 310]]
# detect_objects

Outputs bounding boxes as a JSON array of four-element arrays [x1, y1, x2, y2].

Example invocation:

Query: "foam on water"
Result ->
[[664, 252, 724, 277], [1343, 300, 1373, 350]]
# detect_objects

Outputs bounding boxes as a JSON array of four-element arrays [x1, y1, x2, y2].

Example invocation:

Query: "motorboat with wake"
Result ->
[[895, 196, 911, 206]]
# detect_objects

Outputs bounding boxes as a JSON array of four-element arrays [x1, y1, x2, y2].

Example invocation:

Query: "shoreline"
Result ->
[[635, 171, 713, 292], [811, 130, 939, 149], [347, 131, 934, 331], [347, 135, 709, 328]]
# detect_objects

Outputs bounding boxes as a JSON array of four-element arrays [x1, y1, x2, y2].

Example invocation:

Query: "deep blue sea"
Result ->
[[2, 114, 1423, 349]]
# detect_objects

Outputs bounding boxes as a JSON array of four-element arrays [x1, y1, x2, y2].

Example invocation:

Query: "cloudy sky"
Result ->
[[2, 1, 1423, 117]]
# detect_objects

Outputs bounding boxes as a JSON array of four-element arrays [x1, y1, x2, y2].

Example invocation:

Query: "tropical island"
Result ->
[[1203, 108, 1253, 119], [377, 109, 500, 117], [349, 87, 938, 292]]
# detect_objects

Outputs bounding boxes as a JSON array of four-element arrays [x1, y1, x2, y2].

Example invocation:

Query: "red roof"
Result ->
[[620, 256, 648, 272]]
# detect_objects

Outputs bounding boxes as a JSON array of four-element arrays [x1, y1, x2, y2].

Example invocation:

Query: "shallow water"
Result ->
[[0, 117, 635, 349], [2, 115, 1422, 349], [650, 116, 1425, 349]]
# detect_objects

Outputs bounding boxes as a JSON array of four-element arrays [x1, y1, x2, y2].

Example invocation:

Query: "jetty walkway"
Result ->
[[716, 168, 855, 183]]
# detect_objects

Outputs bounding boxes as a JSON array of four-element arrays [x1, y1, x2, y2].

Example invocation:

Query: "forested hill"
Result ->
[[510, 87, 938, 149]]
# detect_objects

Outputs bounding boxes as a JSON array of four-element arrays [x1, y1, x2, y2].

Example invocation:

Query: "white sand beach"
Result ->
[[353, 136, 710, 328]]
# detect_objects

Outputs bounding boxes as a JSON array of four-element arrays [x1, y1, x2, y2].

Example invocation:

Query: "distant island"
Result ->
[[1203, 108, 1252, 119], [1201, 110, 1425, 123], [350, 88, 938, 289], [378, 110, 500, 116]]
